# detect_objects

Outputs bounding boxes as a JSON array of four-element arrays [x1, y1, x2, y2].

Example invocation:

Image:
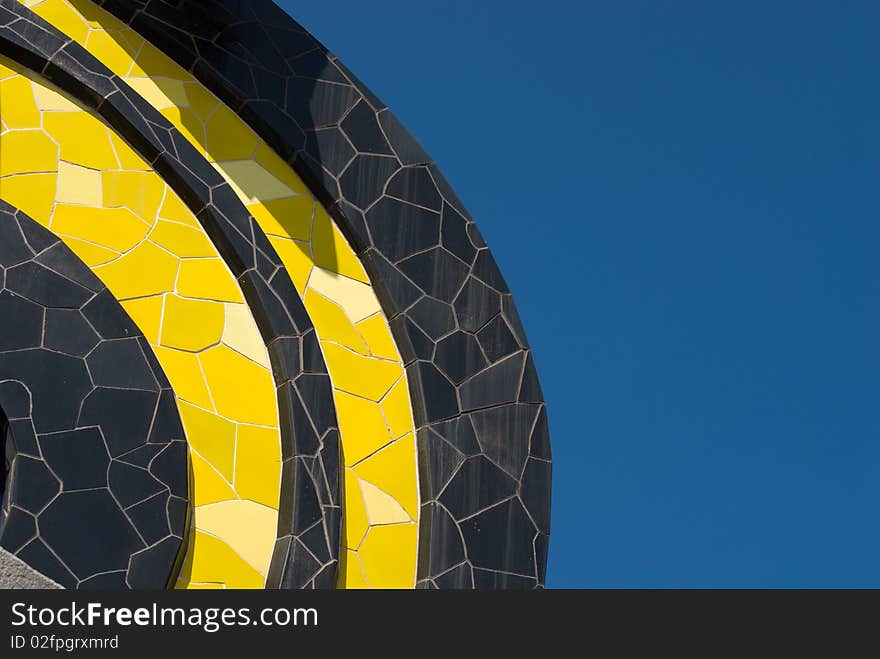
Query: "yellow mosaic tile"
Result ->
[[55, 163, 103, 206], [177, 531, 265, 589], [192, 500, 277, 576], [222, 303, 271, 368], [52, 204, 148, 251], [0, 75, 40, 127], [43, 111, 117, 169], [358, 524, 419, 589], [359, 479, 411, 525], [0, 56, 281, 589], [149, 219, 217, 258], [160, 295, 224, 352], [353, 433, 419, 519], [177, 259, 245, 303], [0, 129, 58, 176], [304, 289, 369, 355], [335, 391, 394, 466], [355, 314, 401, 361], [339, 549, 369, 589], [322, 343, 403, 401], [199, 345, 277, 426], [234, 425, 282, 508], [342, 469, 369, 549], [0, 174, 57, 226], [152, 347, 213, 410], [19, 0, 422, 589]]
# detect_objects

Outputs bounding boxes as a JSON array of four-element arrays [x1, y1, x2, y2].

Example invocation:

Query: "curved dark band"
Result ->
[[92, 0, 552, 587], [0, 1, 341, 588], [0, 201, 188, 589]]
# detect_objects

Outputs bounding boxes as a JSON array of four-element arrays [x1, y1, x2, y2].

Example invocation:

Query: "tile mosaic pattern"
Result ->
[[90, 0, 552, 587], [0, 6, 342, 588], [0, 58, 281, 588], [0, 200, 188, 589], [22, 0, 419, 588]]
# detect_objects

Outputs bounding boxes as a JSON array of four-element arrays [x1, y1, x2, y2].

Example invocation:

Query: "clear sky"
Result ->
[[281, 1, 880, 587]]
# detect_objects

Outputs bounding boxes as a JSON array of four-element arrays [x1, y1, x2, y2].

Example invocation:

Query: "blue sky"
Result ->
[[283, 1, 880, 587]]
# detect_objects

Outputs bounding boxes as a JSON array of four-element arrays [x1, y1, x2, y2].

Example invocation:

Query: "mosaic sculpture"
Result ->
[[0, 0, 551, 589]]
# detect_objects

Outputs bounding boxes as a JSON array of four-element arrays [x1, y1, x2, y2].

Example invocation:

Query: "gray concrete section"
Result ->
[[0, 547, 61, 589]]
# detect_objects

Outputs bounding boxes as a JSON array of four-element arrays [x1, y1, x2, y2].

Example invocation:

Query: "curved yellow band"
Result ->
[[22, 0, 422, 588], [0, 58, 281, 589]]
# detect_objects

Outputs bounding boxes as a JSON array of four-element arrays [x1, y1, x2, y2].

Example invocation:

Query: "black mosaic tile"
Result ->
[[300, 520, 331, 564], [408, 362, 459, 424], [520, 459, 552, 534], [473, 568, 536, 590], [0, 381, 31, 420], [38, 429, 109, 492], [470, 404, 539, 480], [518, 353, 544, 403], [126, 492, 171, 546], [435, 331, 488, 385], [439, 455, 517, 521], [0, 350, 91, 434], [386, 167, 442, 211], [108, 461, 165, 509], [529, 407, 551, 460], [81, 290, 138, 339], [7, 420, 38, 458], [454, 276, 501, 333], [427, 504, 465, 577], [5, 261, 92, 309], [44, 308, 101, 357], [534, 532, 549, 582], [378, 110, 431, 166], [366, 197, 441, 263], [78, 388, 157, 457], [35, 242, 103, 292], [417, 428, 464, 500], [362, 248, 422, 312], [295, 374, 336, 438], [440, 203, 477, 266], [340, 100, 394, 155], [127, 537, 181, 589], [6, 468, 71, 552], [459, 498, 537, 575], [0, 507, 36, 554], [267, 337, 301, 385], [0, 291, 42, 352], [86, 339, 160, 391], [0, 217, 34, 267], [279, 537, 321, 589], [80, 571, 128, 589], [398, 247, 470, 301], [15, 213, 55, 254], [429, 416, 481, 457], [432, 562, 473, 589], [149, 441, 188, 500], [459, 351, 526, 411], [300, 329, 327, 374], [407, 296, 456, 341], [304, 127, 355, 176], [148, 389, 185, 444], [477, 315, 520, 363], [16, 538, 76, 588], [390, 315, 435, 363], [278, 382, 320, 459], [339, 154, 400, 210], [39, 489, 145, 580]]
